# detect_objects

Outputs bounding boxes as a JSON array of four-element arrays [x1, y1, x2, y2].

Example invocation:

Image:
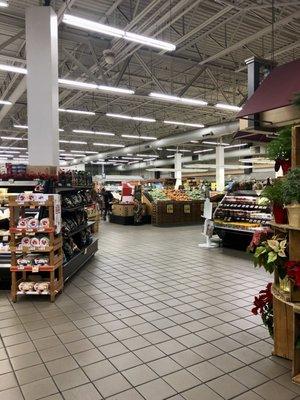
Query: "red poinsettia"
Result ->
[[285, 261, 300, 287], [252, 282, 273, 315], [252, 283, 273, 338]]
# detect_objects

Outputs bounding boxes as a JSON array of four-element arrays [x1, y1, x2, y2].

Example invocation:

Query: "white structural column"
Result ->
[[26, 6, 59, 166], [174, 153, 182, 189], [216, 145, 225, 191]]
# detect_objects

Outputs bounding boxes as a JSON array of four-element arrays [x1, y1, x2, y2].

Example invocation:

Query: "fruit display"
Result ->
[[147, 189, 170, 202], [164, 189, 190, 201], [147, 188, 205, 202], [186, 188, 205, 200]]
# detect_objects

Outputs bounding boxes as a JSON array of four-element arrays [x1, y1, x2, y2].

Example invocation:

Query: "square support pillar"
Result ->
[[216, 145, 225, 192], [174, 153, 182, 189], [26, 6, 59, 167]]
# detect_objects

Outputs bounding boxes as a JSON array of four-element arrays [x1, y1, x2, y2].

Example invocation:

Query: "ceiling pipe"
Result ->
[[70, 120, 239, 165], [115, 147, 265, 171]]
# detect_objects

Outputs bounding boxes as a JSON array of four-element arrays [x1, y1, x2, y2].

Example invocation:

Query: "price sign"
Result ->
[[32, 266, 39, 273], [166, 204, 173, 214], [184, 204, 191, 214]]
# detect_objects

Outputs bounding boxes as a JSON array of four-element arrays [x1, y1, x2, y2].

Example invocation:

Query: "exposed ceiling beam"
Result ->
[[0, 29, 24, 52], [198, 10, 300, 66]]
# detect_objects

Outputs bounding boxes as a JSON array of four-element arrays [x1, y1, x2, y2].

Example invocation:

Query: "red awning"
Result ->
[[237, 59, 300, 118]]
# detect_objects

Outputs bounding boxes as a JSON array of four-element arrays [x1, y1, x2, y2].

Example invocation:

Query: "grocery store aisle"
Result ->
[[0, 223, 298, 400]]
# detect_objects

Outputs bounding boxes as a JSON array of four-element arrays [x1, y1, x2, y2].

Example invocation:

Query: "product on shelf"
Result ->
[[18, 282, 35, 292], [214, 191, 272, 236], [34, 282, 50, 294]]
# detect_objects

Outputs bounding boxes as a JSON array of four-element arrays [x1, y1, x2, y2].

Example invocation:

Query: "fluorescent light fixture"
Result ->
[[69, 140, 87, 144], [1, 136, 25, 141], [193, 148, 214, 154], [136, 154, 159, 157], [224, 143, 248, 149], [0, 99, 11, 105], [190, 140, 199, 143], [73, 129, 115, 136], [121, 134, 157, 140], [167, 155, 175, 158], [202, 141, 230, 146], [70, 150, 86, 153], [59, 128, 64, 132], [122, 157, 143, 160], [63, 14, 175, 52], [58, 78, 97, 90], [166, 148, 190, 152], [0, 1, 8, 8], [0, 63, 27, 75], [93, 143, 125, 148], [0, 150, 20, 153], [215, 103, 242, 112], [106, 113, 155, 122], [108, 159, 128, 163], [58, 78, 134, 94], [59, 108, 95, 116], [0, 146, 26, 150], [164, 120, 204, 128], [14, 124, 27, 129], [149, 92, 207, 106], [59, 139, 87, 144], [98, 85, 134, 95]]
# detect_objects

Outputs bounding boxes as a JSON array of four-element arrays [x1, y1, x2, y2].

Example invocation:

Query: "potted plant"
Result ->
[[266, 126, 292, 174], [252, 283, 273, 338], [262, 180, 287, 224], [253, 235, 287, 278], [282, 168, 300, 227]]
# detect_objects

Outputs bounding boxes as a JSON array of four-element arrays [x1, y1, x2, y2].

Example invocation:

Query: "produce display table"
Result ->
[[151, 200, 204, 227]]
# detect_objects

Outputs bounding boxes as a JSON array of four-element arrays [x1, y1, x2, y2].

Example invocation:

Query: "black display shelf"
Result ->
[[55, 185, 93, 192], [64, 223, 89, 237], [62, 205, 85, 213], [63, 238, 98, 282]]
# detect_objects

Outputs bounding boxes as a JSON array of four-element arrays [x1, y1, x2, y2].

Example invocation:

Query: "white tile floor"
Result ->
[[0, 223, 299, 400]]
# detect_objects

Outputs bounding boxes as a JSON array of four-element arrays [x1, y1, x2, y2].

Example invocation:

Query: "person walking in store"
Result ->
[[101, 187, 114, 221]]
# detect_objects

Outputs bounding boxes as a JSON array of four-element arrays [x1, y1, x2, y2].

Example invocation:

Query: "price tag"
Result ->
[[32, 266, 39, 273], [17, 265, 24, 270]]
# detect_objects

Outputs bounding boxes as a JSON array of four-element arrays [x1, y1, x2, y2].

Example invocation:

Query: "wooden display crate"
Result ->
[[9, 195, 63, 302]]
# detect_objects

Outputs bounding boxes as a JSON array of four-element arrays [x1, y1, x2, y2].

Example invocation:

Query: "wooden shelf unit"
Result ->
[[271, 125, 300, 385], [9, 195, 63, 302]]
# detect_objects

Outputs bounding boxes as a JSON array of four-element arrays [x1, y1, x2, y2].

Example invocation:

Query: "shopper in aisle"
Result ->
[[101, 187, 114, 220]]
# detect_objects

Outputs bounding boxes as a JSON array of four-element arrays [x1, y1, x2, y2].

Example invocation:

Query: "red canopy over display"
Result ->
[[237, 59, 300, 118]]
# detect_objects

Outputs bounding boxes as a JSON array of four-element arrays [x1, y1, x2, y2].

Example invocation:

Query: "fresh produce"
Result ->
[[186, 188, 205, 200]]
